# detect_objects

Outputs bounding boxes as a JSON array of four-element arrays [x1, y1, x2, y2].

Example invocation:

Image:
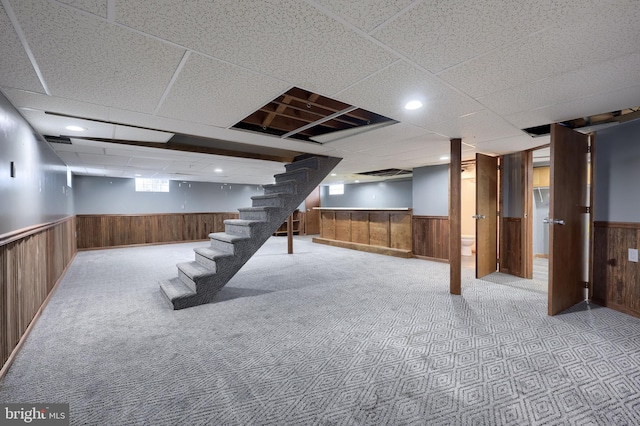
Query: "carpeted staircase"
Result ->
[[159, 155, 341, 309]]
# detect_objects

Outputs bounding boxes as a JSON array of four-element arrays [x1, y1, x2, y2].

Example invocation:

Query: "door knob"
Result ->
[[472, 214, 486, 220], [553, 219, 565, 225]]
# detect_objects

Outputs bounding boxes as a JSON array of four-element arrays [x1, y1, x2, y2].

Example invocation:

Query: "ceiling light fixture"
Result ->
[[404, 100, 423, 110], [214, 168, 223, 173], [440, 156, 449, 160], [65, 125, 86, 131], [331, 173, 337, 176]]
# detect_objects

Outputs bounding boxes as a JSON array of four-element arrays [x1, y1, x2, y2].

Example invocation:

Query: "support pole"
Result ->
[[449, 138, 462, 295], [287, 214, 293, 254]]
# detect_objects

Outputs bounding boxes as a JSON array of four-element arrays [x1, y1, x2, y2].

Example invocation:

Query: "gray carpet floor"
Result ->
[[1, 236, 639, 425]]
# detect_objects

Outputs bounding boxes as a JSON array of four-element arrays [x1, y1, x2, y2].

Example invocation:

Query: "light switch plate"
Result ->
[[629, 248, 638, 263]]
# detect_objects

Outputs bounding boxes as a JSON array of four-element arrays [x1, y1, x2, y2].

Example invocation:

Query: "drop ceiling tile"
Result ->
[[505, 84, 640, 130], [10, 0, 185, 113], [19, 110, 114, 138], [360, 133, 448, 157], [427, 110, 524, 145], [438, 1, 640, 97], [478, 53, 640, 116], [335, 61, 483, 127], [311, 0, 416, 33], [113, 125, 173, 143], [57, 0, 108, 17], [125, 157, 171, 170], [53, 151, 82, 165], [157, 53, 289, 128], [1, 88, 111, 119], [77, 152, 130, 166], [115, 0, 397, 95], [372, 0, 593, 73], [0, 6, 45, 93], [167, 161, 210, 172], [54, 140, 105, 155], [326, 122, 433, 152], [474, 134, 547, 155]]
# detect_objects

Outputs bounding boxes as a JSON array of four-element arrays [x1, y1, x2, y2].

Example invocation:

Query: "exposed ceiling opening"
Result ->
[[357, 168, 412, 178], [231, 87, 397, 143], [523, 107, 640, 137]]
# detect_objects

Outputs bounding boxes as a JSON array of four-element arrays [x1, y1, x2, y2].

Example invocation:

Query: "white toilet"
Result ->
[[461, 235, 475, 256]]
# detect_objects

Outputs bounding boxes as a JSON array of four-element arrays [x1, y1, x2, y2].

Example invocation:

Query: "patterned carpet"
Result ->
[[1, 237, 639, 425]]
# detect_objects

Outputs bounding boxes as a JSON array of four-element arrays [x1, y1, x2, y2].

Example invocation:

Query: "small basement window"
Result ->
[[329, 184, 344, 195], [135, 178, 169, 192]]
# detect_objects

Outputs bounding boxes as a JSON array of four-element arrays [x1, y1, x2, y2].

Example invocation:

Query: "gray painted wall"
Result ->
[[74, 176, 264, 214], [0, 92, 73, 235], [594, 119, 640, 222], [320, 179, 412, 208], [412, 164, 449, 216]]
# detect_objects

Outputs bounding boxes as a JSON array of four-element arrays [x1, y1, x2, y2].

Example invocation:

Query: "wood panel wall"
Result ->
[[76, 212, 238, 249], [412, 216, 449, 261], [501, 217, 523, 277], [593, 222, 640, 318], [316, 210, 412, 257], [1, 217, 77, 374]]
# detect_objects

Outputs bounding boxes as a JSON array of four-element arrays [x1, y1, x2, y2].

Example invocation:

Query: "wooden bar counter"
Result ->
[[312, 208, 412, 258]]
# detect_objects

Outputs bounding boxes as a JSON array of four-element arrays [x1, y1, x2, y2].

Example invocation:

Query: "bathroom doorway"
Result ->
[[460, 159, 477, 271], [531, 147, 550, 288]]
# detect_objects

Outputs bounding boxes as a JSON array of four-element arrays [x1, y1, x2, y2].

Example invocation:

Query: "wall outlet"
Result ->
[[629, 248, 638, 263]]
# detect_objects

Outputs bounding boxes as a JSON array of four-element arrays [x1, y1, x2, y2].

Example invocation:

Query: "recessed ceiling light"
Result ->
[[331, 173, 337, 176], [214, 168, 223, 173], [440, 156, 449, 160], [404, 100, 423, 110], [65, 125, 86, 131], [354, 180, 360, 183], [134, 173, 142, 177]]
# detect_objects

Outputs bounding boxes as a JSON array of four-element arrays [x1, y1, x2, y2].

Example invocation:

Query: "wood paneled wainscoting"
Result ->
[[313, 208, 412, 258], [0, 216, 77, 376], [76, 212, 239, 250], [500, 217, 523, 277], [593, 222, 640, 318], [412, 216, 449, 261]]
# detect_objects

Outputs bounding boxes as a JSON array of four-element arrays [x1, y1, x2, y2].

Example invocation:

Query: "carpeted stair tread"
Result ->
[[193, 247, 234, 260], [177, 261, 215, 280], [274, 168, 309, 182], [262, 180, 297, 195], [208, 232, 251, 243], [251, 193, 291, 201], [285, 156, 318, 172], [223, 219, 264, 227], [160, 277, 196, 301]]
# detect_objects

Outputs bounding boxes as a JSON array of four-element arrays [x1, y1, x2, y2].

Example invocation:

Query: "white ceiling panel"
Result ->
[[124, 157, 172, 170], [0, 6, 45, 93], [335, 61, 483, 128], [52, 140, 104, 155], [478, 53, 640, 116], [157, 53, 290, 128], [20, 109, 114, 138], [475, 134, 548, 156], [9, 0, 185, 113], [505, 84, 640, 130], [359, 133, 448, 158], [325, 122, 433, 153], [56, 0, 108, 17], [439, 1, 640, 98], [427, 109, 525, 146], [311, 0, 416, 33], [115, 0, 397, 95], [77, 152, 131, 166], [113, 125, 173, 143], [53, 151, 83, 165], [2, 88, 111, 119], [372, 0, 592, 73]]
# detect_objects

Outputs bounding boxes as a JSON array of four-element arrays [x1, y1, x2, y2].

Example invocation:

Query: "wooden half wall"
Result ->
[[314, 208, 412, 257], [76, 212, 239, 249], [0, 216, 77, 375], [593, 222, 640, 318], [412, 216, 449, 261]]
